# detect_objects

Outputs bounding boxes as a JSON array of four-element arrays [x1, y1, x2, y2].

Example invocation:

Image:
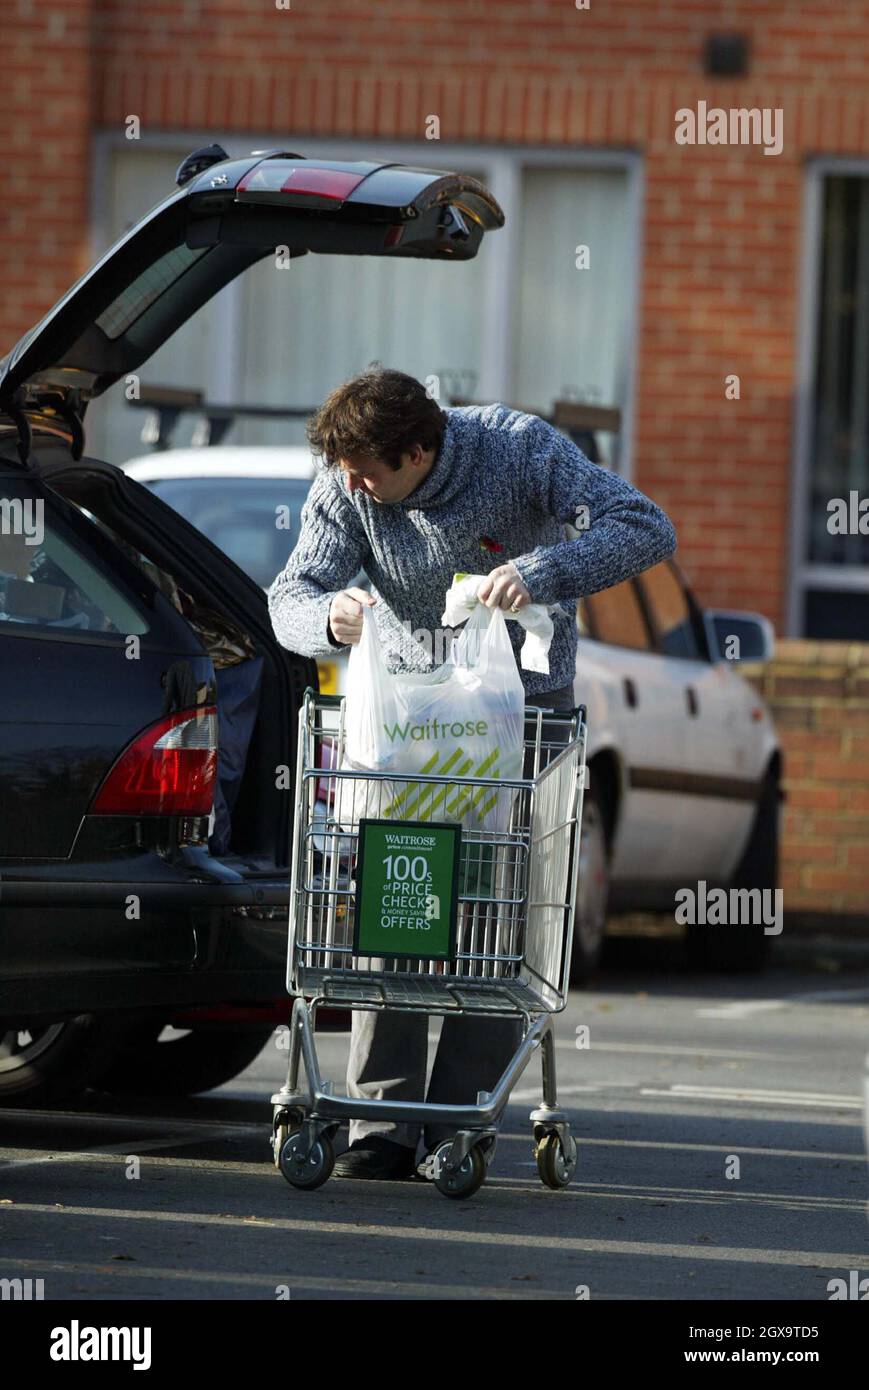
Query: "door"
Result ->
[[34, 449, 318, 872], [0, 153, 504, 416], [582, 575, 693, 881], [634, 561, 757, 882], [0, 467, 210, 861]]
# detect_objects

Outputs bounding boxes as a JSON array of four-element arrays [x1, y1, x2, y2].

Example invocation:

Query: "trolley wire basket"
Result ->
[[271, 687, 589, 1199], [288, 689, 587, 1016]]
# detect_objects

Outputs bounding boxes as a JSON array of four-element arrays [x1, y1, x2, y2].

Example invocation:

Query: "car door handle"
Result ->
[[623, 677, 638, 709], [685, 686, 699, 717]]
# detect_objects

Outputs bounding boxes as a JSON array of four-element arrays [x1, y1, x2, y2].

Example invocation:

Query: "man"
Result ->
[[268, 366, 676, 1180]]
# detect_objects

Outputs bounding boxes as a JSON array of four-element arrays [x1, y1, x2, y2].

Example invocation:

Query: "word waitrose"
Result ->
[[383, 718, 489, 742]]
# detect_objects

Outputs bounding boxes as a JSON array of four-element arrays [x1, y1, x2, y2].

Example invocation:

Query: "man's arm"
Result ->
[[267, 472, 370, 656], [508, 414, 676, 604]]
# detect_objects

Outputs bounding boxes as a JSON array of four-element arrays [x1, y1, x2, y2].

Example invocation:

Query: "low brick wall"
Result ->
[[743, 641, 869, 923]]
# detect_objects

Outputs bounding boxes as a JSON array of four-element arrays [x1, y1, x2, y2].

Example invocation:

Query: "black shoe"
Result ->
[[333, 1136, 417, 1181]]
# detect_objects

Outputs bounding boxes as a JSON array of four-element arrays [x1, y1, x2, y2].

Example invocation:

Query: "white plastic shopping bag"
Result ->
[[339, 590, 532, 835], [441, 573, 556, 676]]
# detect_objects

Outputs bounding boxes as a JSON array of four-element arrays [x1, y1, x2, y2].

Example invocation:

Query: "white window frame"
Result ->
[[787, 156, 869, 634], [91, 131, 644, 477]]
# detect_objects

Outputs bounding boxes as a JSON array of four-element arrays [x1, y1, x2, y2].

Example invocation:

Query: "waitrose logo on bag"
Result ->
[[384, 718, 489, 742]]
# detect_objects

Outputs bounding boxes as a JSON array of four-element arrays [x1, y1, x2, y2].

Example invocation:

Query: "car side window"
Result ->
[[637, 562, 699, 659], [583, 580, 651, 651], [0, 492, 149, 635]]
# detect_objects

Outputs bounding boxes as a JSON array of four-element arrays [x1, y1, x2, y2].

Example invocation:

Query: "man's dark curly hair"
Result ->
[[307, 366, 447, 472]]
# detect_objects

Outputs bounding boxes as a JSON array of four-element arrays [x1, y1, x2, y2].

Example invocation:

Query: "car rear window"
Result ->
[[95, 244, 212, 340], [0, 483, 149, 635], [145, 475, 311, 588]]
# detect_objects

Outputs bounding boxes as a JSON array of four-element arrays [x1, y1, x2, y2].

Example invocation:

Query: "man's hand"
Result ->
[[476, 562, 532, 613], [328, 587, 376, 645]]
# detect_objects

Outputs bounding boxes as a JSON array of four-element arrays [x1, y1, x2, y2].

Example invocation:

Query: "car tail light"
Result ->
[[236, 163, 366, 204], [91, 708, 218, 816]]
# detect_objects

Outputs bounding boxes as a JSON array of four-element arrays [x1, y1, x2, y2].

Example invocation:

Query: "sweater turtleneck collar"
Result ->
[[395, 408, 464, 510]]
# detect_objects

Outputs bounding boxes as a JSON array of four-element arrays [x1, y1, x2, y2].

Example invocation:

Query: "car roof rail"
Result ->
[[127, 386, 317, 450]]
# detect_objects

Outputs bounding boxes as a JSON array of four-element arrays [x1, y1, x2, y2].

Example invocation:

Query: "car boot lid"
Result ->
[[0, 146, 504, 439]]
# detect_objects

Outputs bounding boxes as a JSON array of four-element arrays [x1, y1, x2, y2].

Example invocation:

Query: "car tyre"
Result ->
[[570, 784, 610, 985], [686, 768, 780, 973], [99, 1023, 274, 1097], [0, 1014, 128, 1105]]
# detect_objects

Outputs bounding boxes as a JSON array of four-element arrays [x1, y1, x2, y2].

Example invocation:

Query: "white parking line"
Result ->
[[695, 1000, 787, 1020], [0, 1256, 555, 1300], [696, 988, 869, 1017], [509, 1083, 637, 1102], [558, 1136, 865, 1162], [556, 1040, 772, 1059], [790, 987, 869, 1004], [639, 1084, 862, 1109], [5, 1202, 868, 1269], [0, 1107, 264, 1133], [0, 1127, 257, 1172]]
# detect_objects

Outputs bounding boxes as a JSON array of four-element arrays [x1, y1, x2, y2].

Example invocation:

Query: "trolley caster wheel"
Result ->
[[271, 1109, 303, 1169], [278, 1132, 335, 1190], [535, 1131, 577, 1190], [430, 1141, 487, 1200]]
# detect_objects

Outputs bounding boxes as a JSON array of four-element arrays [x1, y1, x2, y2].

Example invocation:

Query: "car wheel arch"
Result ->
[[586, 746, 623, 848]]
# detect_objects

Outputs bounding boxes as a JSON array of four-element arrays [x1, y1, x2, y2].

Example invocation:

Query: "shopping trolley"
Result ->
[[271, 688, 588, 1199]]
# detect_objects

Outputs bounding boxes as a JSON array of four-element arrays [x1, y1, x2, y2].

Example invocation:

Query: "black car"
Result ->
[[0, 146, 504, 1102]]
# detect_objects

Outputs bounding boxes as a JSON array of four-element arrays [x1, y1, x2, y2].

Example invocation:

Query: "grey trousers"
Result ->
[[347, 681, 576, 1152]]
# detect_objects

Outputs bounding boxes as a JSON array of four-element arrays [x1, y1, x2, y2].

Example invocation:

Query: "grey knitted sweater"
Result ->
[[267, 403, 676, 697]]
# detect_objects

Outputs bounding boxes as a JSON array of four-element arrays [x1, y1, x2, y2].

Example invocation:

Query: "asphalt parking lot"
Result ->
[[1, 935, 867, 1302]]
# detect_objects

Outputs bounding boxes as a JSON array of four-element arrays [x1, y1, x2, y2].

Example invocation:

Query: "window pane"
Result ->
[[96, 244, 211, 340], [147, 476, 313, 589], [87, 150, 229, 466], [0, 492, 149, 635], [805, 588, 869, 641], [515, 167, 631, 467], [89, 151, 489, 461], [585, 580, 649, 650], [808, 175, 869, 570], [234, 231, 485, 446], [637, 562, 699, 659]]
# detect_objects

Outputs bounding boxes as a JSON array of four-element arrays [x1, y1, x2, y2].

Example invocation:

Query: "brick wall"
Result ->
[[745, 641, 869, 920], [1, 0, 95, 365], [85, 0, 869, 631], [5, 0, 869, 633]]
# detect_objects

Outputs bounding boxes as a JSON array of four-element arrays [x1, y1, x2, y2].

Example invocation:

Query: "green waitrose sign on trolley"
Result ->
[[353, 819, 461, 961]]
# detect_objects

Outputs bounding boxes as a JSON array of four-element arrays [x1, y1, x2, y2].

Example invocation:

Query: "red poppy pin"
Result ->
[[478, 536, 504, 554]]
